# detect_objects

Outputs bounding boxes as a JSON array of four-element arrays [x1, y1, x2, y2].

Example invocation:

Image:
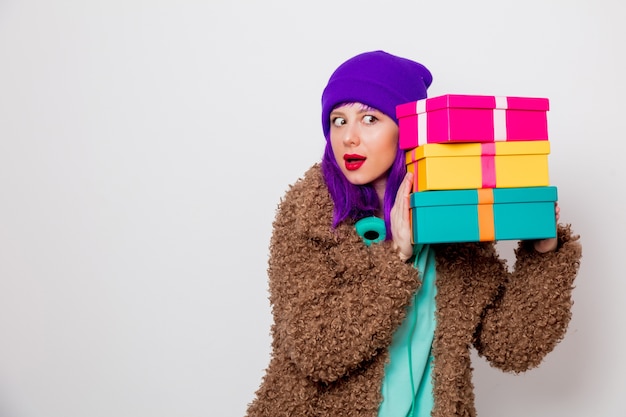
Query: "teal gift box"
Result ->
[[410, 186, 557, 244]]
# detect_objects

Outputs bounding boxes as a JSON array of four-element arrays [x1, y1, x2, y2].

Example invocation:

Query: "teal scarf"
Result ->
[[378, 244, 437, 417]]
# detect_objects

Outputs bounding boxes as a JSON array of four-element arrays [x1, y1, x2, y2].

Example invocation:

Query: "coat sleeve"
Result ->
[[266, 172, 419, 384], [474, 224, 582, 372]]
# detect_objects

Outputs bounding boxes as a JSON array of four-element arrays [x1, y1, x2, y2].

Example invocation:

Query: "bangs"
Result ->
[[332, 102, 378, 112]]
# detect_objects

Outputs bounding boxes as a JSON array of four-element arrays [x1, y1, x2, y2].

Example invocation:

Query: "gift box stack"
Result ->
[[395, 94, 558, 244]]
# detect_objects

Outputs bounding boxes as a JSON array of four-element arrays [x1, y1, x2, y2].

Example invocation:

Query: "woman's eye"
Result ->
[[363, 115, 377, 124], [332, 117, 346, 127]]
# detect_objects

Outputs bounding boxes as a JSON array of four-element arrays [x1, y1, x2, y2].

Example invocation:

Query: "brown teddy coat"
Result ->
[[245, 164, 582, 417]]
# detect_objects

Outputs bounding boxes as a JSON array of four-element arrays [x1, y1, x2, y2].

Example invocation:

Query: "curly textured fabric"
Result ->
[[245, 164, 582, 417]]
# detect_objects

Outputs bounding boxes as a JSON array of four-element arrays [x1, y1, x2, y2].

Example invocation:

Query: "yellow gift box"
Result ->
[[405, 140, 550, 192]]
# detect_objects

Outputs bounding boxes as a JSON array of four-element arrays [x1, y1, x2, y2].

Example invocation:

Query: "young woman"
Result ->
[[245, 50, 582, 417]]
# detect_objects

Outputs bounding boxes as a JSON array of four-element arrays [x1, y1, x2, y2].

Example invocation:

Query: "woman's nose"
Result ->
[[342, 124, 360, 146]]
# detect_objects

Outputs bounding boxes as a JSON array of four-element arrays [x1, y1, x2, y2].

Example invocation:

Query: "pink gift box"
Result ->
[[396, 94, 550, 150]]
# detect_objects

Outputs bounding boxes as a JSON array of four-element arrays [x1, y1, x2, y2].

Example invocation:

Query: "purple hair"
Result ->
[[321, 129, 406, 240], [319, 51, 432, 240]]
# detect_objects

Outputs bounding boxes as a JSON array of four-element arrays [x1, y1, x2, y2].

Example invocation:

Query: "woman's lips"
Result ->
[[344, 154, 366, 171]]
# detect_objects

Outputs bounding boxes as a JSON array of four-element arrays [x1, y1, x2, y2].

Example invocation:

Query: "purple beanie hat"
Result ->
[[321, 50, 433, 139]]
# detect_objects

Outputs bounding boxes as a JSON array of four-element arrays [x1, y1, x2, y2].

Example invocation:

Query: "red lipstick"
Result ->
[[344, 154, 366, 171]]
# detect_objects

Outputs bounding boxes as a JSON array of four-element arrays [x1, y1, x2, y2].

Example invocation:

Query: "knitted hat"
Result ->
[[321, 50, 433, 139]]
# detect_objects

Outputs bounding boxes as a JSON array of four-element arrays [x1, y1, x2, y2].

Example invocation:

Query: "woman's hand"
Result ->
[[390, 172, 414, 261], [533, 202, 560, 253]]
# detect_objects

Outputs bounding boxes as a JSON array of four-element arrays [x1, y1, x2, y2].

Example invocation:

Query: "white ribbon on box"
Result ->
[[416, 99, 427, 146], [494, 96, 508, 141]]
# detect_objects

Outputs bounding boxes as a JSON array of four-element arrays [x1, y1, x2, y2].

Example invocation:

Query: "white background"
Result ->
[[0, 1, 623, 416]]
